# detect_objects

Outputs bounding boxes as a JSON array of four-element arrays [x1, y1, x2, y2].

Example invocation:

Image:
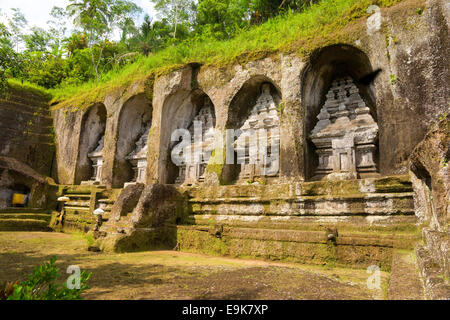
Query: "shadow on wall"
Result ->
[[75, 103, 107, 185], [301, 44, 379, 180]]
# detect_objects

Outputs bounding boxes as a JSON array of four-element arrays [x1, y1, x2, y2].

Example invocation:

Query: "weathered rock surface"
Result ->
[[409, 113, 449, 299], [109, 183, 145, 221], [0, 87, 54, 176], [98, 184, 188, 252]]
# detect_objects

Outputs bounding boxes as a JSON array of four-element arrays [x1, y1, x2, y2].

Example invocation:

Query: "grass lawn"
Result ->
[[0, 232, 388, 300]]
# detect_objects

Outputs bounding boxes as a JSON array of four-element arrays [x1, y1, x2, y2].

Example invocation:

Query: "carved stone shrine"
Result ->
[[87, 135, 105, 183], [125, 122, 151, 184], [235, 83, 280, 182], [174, 99, 215, 185], [310, 77, 378, 180]]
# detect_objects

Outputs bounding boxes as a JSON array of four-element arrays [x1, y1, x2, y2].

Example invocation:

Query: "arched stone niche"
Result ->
[[75, 103, 107, 185], [224, 76, 282, 184], [160, 89, 216, 185], [301, 44, 379, 181], [113, 94, 153, 187]]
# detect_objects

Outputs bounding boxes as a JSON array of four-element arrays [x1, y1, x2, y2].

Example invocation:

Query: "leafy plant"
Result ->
[[0, 281, 19, 300], [390, 74, 397, 85], [6, 256, 91, 300]]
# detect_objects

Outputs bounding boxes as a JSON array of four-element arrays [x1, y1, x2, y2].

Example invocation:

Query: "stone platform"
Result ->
[[175, 175, 419, 270], [95, 175, 421, 272]]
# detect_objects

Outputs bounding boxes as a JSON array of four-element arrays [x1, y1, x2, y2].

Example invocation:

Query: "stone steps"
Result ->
[[56, 186, 117, 232], [0, 208, 51, 231], [189, 192, 414, 203], [173, 175, 420, 270], [189, 194, 415, 217], [0, 213, 51, 220], [184, 175, 414, 199], [189, 214, 418, 233], [64, 206, 90, 212]]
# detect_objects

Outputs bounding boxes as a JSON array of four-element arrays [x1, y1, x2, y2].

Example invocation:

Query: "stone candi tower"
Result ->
[[175, 98, 215, 185], [125, 122, 151, 185], [235, 83, 280, 182], [310, 77, 378, 180], [87, 135, 105, 183]]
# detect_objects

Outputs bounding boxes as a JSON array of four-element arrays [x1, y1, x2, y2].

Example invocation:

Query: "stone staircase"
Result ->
[[57, 185, 119, 232], [0, 208, 52, 231]]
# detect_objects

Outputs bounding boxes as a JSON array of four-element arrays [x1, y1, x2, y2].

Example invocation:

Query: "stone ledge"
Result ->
[[176, 226, 395, 270], [0, 218, 51, 231]]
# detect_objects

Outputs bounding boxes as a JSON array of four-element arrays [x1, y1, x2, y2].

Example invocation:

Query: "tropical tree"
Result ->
[[151, 0, 196, 40], [66, 0, 142, 82], [47, 6, 69, 56], [23, 27, 52, 53], [7, 8, 27, 52], [195, 0, 251, 40]]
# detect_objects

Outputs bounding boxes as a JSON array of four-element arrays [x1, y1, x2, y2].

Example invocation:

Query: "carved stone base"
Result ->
[[325, 172, 358, 181]]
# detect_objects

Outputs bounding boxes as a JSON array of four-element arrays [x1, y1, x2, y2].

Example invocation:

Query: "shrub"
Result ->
[[5, 256, 91, 300]]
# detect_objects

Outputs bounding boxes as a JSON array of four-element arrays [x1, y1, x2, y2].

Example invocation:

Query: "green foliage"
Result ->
[[7, 256, 91, 300], [7, 78, 52, 100], [0, 23, 11, 96], [26, 53, 70, 88], [194, 0, 251, 40], [249, 0, 316, 24], [50, 0, 405, 109], [151, 0, 196, 40], [390, 74, 397, 85], [66, 0, 142, 82], [23, 27, 52, 52], [2, 0, 407, 104]]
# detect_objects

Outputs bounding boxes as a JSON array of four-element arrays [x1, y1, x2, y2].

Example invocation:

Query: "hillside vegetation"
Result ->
[[5, 0, 408, 109]]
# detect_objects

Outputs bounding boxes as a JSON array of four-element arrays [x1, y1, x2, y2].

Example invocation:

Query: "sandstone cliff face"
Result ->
[[0, 87, 54, 177], [410, 114, 449, 299], [41, 1, 449, 285], [50, 0, 449, 188]]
